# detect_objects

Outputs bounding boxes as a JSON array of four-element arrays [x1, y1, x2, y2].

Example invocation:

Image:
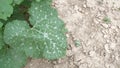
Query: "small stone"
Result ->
[[118, 26, 120, 29], [110, 43, 116, 49], [52, 61, 57, 64], [102, 30, 106, 34], [90, 33, 96, 38], [108, 29, 113, 34], [30, 63, 33, 66], [101, 23, 109, 28], [66, 50, 73, 56], [74, 5, 79, 11], [78, 8, 82, 12], [93, 19, 99, 24], [103, 35, 108, 38], [104, 44, 111, 53], [110, 26, 116, 29], [106, 40, 110, 43], [115, 28, 119, 33], [99, 7, 105, 11], [83, 4, 87, 8], [89, 51, 96, 57], [66, 34, 69, 38]]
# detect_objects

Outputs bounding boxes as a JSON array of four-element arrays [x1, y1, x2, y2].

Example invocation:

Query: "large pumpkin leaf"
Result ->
[[29, 1, 67, 59], [4, 0, 67, 60]]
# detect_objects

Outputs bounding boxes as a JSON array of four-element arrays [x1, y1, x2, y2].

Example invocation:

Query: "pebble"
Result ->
[[101, 23, 109, 28], [103, 35, 108, 38], [90, 33, 96, 38], [110, 26, 116, 29], [89, 51, 96, 57], [93, 19, 99, 24], [102, 30, 106, 34], [83, 4, 87, 8], [106, 40, 110, 43], [66, 34, 69, 38], [104, 44, 111, 53], [99, 7, 105, 11], [110, 43, 116, 49], [74, 5, 79, 11], [66, 50, 73, 56]]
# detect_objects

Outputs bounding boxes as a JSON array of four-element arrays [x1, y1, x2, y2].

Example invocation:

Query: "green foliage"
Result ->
[[103, 17, 111, 23], [0, 48, 27, 68], [0, 29, 4, 50], [0, 22, 3, 28], [0, 0, 26, 20], [13, 0, 24, 5], [0, 0, 13, 20], [74, 40, 81, 47], [36, 0, 41, 2], [0, 0, 67, 68]]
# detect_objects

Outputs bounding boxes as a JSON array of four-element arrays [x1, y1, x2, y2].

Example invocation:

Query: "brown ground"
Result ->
[[25, 0, 120, 68]]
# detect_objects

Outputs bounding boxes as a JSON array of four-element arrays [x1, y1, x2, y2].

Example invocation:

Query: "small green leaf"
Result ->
[[74, 40, 81, 47], [0, 0, 13, 20], [29, 1, 67, 59], [103, 17, 111, 23]]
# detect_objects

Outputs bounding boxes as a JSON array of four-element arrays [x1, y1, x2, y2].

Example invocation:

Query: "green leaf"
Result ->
[[29, 1, 67, 59], [13, 0, 24, 5], [4, 1, 67, 60], [29, 0, 57, 25], [33, 17, 67, 59], [4, 20, 44, 58], [0, 0, 13, 20], [103, 17, 111, 24], [0, 22, 3, 28], [0, 48, 27, 68], [0, 29, 4, 50], [74, 40, 81, 47], [18, 29, 45, 58], [4, 20, 30, 45], [35, 0, 41, 2]]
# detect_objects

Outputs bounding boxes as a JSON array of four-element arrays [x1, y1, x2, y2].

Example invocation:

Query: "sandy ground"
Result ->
[[25, 0, 120, 68]]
